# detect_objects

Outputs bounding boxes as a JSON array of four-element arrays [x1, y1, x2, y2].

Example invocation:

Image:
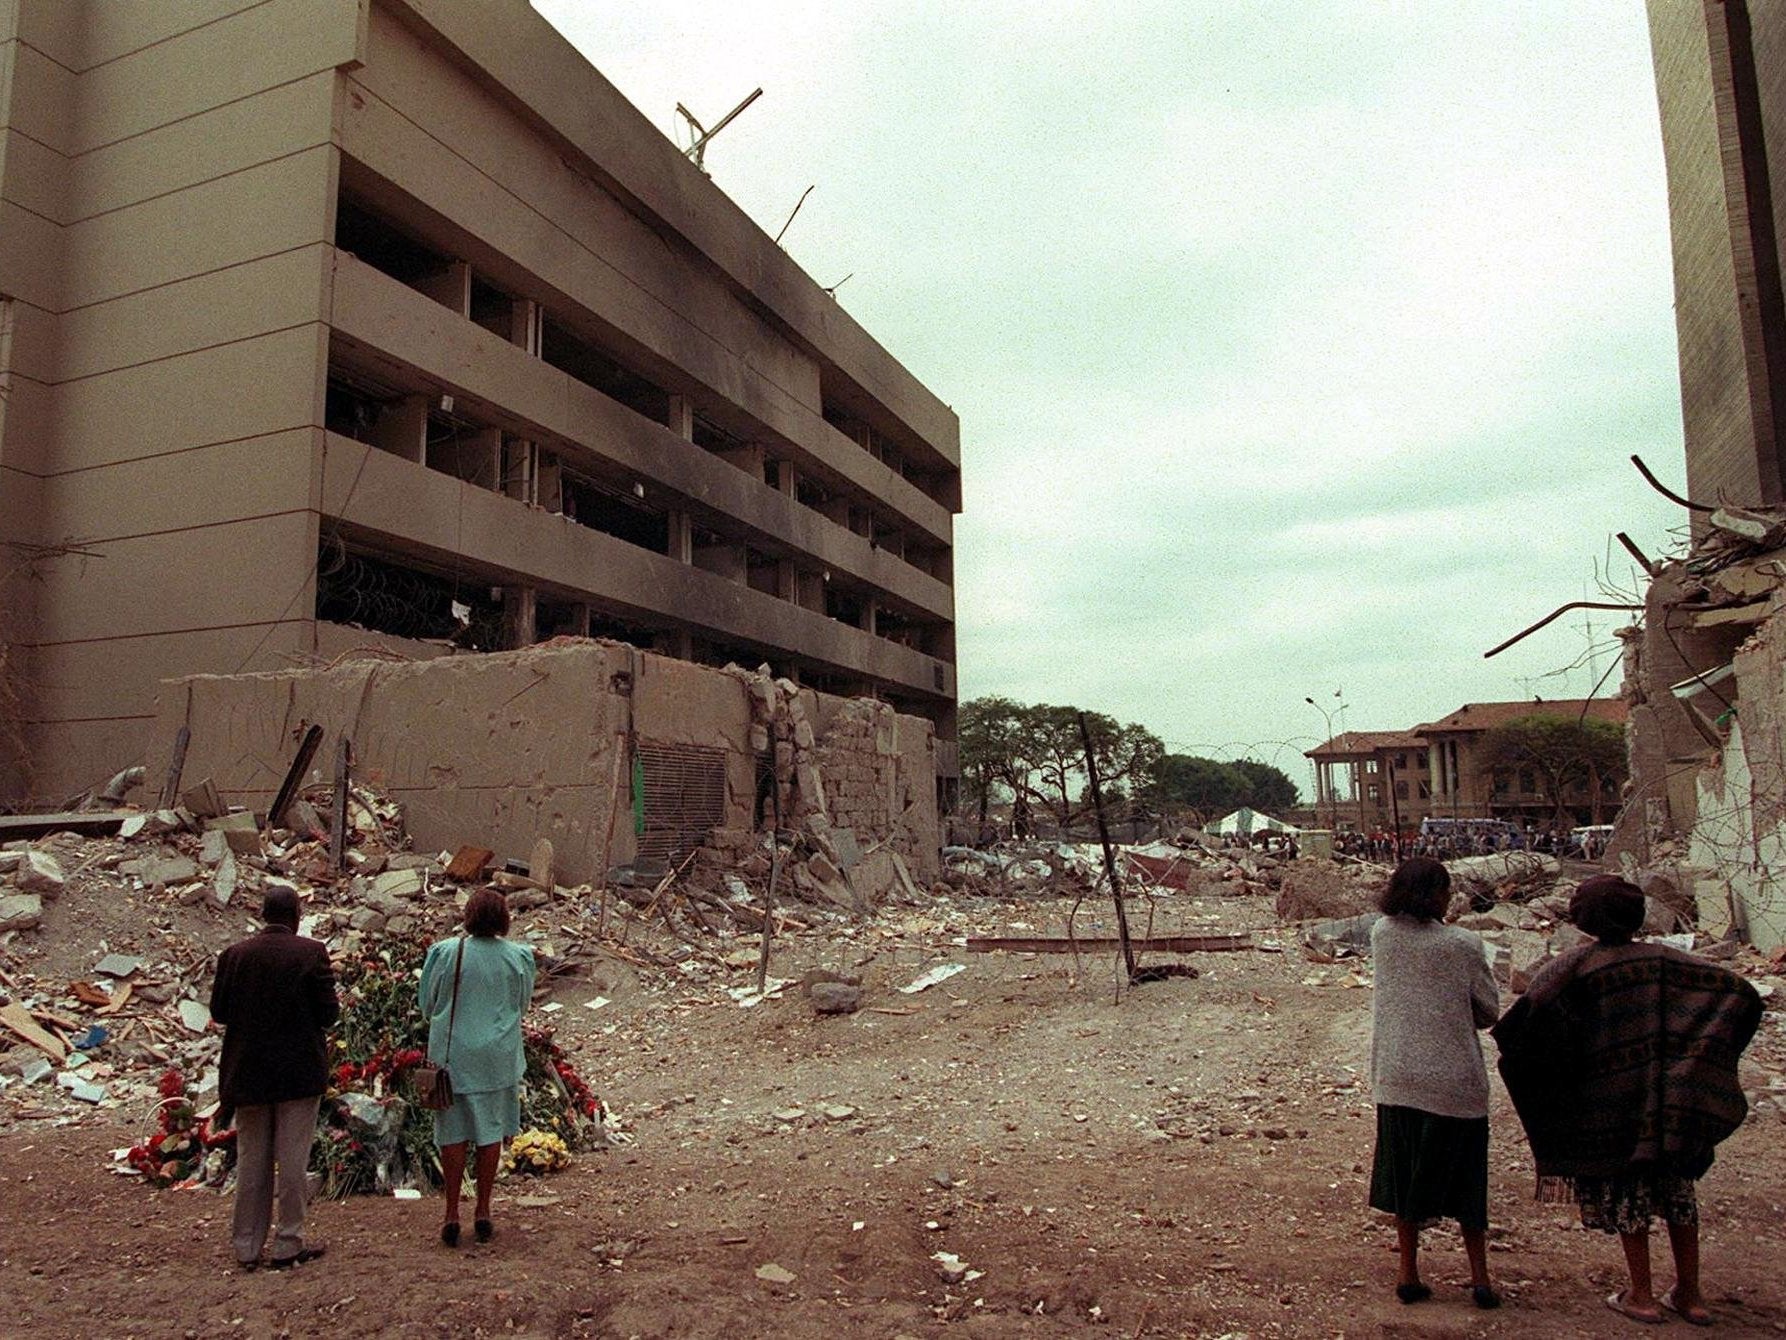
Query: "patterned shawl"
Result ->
[[1491, 942, 1762, 1182]]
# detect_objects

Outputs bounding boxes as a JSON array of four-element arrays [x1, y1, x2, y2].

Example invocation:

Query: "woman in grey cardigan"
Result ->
[[1369, 857, 1501, 1308]]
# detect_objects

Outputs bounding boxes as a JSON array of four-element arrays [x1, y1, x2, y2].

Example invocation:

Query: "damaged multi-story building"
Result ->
[[1613, 1, 1786, 949], [0, 0, 962, 816]]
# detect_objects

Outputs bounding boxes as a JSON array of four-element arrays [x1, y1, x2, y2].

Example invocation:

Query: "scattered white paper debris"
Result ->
[[899, 963, 966, 995], [727, 979, 791, 1008]]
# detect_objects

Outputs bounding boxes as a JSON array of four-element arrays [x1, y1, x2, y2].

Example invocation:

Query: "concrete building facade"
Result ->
[[0, 0, 961, 806], [1414, 699, 1627, 827], [1306, 700, 1627, 832], [1305, 729, 1431, 832], [1646, 0, 1786, 510]]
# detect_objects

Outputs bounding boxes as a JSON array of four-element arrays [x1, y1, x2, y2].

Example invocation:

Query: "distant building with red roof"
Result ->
[[1304, 699, 1628, 831]]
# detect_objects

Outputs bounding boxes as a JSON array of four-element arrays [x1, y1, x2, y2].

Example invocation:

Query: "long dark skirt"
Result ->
[[1369, 1104, 1489, 1230]]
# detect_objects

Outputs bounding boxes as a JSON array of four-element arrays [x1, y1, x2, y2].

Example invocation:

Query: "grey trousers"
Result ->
[[231, 1095, 321, 1264]]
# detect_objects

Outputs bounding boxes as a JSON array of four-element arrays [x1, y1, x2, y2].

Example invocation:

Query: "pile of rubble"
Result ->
[[1291, 849, 1773, 998], [604, 668, 933, 939]]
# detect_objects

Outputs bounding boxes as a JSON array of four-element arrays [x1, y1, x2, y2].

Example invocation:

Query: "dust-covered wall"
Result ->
[[154, 639, 939, 884], [1617, 556, 1786, 951]]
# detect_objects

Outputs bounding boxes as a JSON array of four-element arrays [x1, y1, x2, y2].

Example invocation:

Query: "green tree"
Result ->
[[958, 696, 1031, 825], [958, 697, 1166, 832], [1147, 755, 1248, 814], [1477, 714, 1628, 826], [1145, 754, 1300, 821], [1023, 706, 1164, 829], [1228, 758, 1300, 813]]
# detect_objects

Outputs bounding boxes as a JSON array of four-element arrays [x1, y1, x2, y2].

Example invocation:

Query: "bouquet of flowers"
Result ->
[[520, 1025, 604, 1148], [125, 1068, 236, 1188], [503, 1128, 571, 1175], [310, 935, 605, 1198]]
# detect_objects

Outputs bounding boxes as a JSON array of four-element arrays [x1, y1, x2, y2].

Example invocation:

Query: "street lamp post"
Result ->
[[1305, 696, 1337, 830]]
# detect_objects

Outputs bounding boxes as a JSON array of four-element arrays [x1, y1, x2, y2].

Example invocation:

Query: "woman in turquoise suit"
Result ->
[[419, 888, 535, 1246]]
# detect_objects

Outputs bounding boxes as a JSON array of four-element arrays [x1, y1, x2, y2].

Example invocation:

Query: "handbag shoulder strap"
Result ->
[[442, 936, 466, 1064]]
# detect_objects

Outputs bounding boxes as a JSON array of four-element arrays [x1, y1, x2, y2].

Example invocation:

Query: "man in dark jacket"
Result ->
[[211, 886, 338, 1269]]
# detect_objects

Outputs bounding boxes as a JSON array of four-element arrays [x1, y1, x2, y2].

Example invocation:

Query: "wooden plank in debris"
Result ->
[[966, 934, 1255, 955], [0, 1001, 68, 1059], [0, 810, 135, 840], [445, 846, 496, 881]]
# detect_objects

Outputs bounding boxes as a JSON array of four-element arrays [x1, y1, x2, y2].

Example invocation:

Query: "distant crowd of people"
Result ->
[[1218, 830, 1299, 858], [1338, 825, 1611, 862]]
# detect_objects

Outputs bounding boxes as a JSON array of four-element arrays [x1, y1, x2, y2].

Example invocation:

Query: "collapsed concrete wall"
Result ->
[[1617, 537, 1786, 950], [152, 639, 939, 886]]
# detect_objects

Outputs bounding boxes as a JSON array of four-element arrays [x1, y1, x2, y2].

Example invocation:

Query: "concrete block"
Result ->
[[372, 868, 426, 900], [0, 894, 44, 932], [15, 851, 65, 898], [138, 854, 198, 886]]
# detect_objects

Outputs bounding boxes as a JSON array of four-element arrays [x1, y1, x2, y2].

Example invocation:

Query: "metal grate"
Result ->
[[635, 742, 728, 866]]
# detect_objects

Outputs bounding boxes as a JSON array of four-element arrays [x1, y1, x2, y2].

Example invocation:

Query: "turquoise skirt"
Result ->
[[432, 1086, 520, 1149]]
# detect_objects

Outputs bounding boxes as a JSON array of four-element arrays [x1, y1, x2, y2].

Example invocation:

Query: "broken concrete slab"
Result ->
[[179, 777, 226, 819], [349, 906, 387, 933], [371, 868, 426, 900], [198, 828, 230, 865], [1459, 903, 1543, 933], [0, 893, 43, 932], [210, 851, 239, 908], [15, 850, 66, 898], [176, 999, 212, 1033], [1302, 912, 1381, 960], [136, 854, 198, 886], [529, 837, 555, 892], [831, 826, 863, 870], [94, 953, 143, 979]]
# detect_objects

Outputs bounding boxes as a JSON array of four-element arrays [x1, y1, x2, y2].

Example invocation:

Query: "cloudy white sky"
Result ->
[[535, 1, 1686, 791]]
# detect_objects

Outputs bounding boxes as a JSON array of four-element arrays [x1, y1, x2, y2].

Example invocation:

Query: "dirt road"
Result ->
[[4, 891, 1783, 1338]]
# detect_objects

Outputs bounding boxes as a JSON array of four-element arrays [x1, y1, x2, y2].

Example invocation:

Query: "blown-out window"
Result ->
[[634, 743, 727, 867]]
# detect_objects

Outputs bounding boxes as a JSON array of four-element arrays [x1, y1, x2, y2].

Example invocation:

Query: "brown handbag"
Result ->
[[413, 937, 465, 1111]]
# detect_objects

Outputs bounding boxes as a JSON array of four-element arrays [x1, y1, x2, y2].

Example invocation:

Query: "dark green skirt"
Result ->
[[1369, 1104, 1489, 1230]]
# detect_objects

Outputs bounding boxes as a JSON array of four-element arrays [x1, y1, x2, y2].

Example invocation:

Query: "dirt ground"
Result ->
[[4, 888, 1784, 1340]]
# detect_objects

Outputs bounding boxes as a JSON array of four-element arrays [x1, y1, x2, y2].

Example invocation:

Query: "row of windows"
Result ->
[[332, 195, 954, 586]]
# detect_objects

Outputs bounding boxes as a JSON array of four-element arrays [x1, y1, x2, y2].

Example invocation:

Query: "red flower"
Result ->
[[157, 1069, 185, 1099], [334, 1062, 358, 1087]]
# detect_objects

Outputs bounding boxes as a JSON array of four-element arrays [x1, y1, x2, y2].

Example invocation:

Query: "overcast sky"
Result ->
[[534, 1, 1686, 791]]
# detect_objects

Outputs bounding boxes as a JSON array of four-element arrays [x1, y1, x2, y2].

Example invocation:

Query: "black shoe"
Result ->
[[1395, 1283, 1432, 1305], [441, 1221, 461, 1248], [266, 1245, 326, 1270], [474, 1219, 494, 1244], [1472, 1285, 1502, 1310]]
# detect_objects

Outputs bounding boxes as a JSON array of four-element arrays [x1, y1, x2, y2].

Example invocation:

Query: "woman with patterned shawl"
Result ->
[[1492, 876, 1762, 1326]]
